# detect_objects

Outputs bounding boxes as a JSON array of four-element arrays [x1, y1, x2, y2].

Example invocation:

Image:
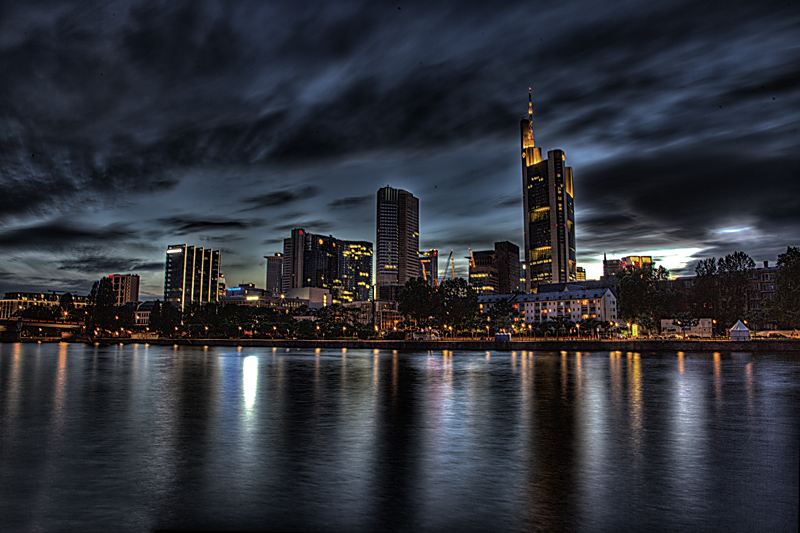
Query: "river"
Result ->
[[0, 343, 797, 532]]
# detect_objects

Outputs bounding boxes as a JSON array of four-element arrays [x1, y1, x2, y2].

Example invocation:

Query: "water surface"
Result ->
[[0, 343, 797, 531]]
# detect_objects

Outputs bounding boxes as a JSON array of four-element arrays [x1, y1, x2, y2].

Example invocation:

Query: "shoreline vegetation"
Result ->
[[12, 337, 800, 354]]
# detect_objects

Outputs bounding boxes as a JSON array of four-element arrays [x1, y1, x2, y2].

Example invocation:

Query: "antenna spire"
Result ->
[[528, 87, 533, 120]]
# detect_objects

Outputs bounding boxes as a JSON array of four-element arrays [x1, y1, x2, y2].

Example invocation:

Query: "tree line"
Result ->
[[617, 246, 800, 335]]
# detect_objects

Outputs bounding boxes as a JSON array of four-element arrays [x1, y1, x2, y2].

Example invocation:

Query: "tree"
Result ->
[[86, 277, 116, 333], [616, 264, 671, 335], [59, 293, 75, 319], [437, 278, 479, 333], [717, 251, 755, 329], [487, 298, 519, 334], [397, 277, 439, 330], [691, 258, 719, 321], [13, 305, 60, 321], [149, 301, 182, 336], [767, 246, 800, 328]]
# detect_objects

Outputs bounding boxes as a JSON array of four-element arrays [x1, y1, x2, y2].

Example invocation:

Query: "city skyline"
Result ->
[[1, 1, 797, 298]]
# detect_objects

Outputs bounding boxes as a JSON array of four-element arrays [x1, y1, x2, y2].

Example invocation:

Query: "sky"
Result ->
[[1, 0, 798, 299]]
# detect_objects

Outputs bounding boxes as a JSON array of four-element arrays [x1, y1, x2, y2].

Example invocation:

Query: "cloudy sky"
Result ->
[[1, 0, 797, 298]]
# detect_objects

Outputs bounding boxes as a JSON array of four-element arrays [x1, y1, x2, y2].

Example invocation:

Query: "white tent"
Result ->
[[729, 320, 750, 341]]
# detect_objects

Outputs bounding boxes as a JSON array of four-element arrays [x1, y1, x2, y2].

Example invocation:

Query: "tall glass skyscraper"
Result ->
[[376, 186, 419, 300], [164, 244, 221, 311], [521, 89, 576, 291]]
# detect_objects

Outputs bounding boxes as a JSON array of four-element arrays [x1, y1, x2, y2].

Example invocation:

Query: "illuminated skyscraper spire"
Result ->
[[520, 89, 576, 290], [528, 87, 534, 145]]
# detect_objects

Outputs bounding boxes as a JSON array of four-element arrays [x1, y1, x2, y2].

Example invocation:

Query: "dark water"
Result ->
[[0, 343, 798, 532]]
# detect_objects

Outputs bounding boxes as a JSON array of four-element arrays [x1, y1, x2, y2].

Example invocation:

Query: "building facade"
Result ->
[[468, 242, 521, 295], [376, 186, 420, 300], [265, 253, 283, 296], [108, 274, 140, 306], [164, 244, 221, 312], [419, 249, 439, 287], [281, 229, 373, 304], [1, 292, 88, 319], [521, 90, 576, 290], [479, 288, 617, 324]]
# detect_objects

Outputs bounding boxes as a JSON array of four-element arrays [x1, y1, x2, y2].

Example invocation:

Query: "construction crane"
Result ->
[[468, 248, 476, 268], [441, 249, 455, 284]]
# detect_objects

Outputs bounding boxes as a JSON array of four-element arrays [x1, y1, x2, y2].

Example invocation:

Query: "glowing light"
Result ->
[[243, 355, 258, 409]]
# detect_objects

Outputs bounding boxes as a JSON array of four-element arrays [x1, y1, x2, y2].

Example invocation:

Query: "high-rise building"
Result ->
[[282, 228, 306, 294], [281, 228, 372, 303], [419, 249, 439, 288], [602, 253, 622, 278], [469, 250, 498, 295], [341, 241, 373, 302], [164, 244, 221, 311], [494, 241, 521, 294], [468, 242, 520, 295], [376, 186, 419, 300], [521, 89, 576, 291], [265, 253, 283, 296], [108, 274, 140, 306]]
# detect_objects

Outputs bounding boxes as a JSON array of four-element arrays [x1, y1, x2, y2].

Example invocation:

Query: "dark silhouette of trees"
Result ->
[[767, 246, 800, 328], [616, 264, 671, 335]]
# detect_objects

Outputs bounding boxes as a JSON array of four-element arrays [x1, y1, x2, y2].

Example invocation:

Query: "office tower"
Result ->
[[576, 266, 586, 282], [108, 274, 140, 306], [419, 249, 439, 287], [376, 186, 419, 300], [494, 241, 520, 294], [265, 253, 283, 296], [164, 244, 221, 311], [521, 89, 576, 291], [341, 241, 373, 302], [282, 228, 373, 303], [469, 250, 499, 295], [468, 242, 520, 295], [282, 228, 306, 294]]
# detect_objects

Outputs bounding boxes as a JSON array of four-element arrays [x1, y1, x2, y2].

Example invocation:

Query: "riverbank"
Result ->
[[74, 337, 800, 353]]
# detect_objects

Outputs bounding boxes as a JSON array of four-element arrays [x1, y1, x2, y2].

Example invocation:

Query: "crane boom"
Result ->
[[441, 249, 454, 283]]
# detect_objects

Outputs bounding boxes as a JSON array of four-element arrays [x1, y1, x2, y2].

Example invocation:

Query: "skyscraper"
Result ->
[[376, 186, 419, 300], [419, 249, 439, 288], [281, 228, 373, 303], [265, 253, 283, 296], [521, 89, 576, 291], [467, 242, 520, 295], [164, 244, 221, 311]]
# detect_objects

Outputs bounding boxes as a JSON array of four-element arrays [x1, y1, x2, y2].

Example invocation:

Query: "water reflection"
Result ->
[[0, 345, 797, 532]]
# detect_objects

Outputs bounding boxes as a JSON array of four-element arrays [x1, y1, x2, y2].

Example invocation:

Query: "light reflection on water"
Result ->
[[0, 343, 797, 532]]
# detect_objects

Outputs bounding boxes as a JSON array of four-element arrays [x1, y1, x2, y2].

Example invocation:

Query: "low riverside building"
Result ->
[[661, 318, 714, 337], [479, 288, 617, 324], [221, 284, 305, 310], [1, 292, 88, 319]]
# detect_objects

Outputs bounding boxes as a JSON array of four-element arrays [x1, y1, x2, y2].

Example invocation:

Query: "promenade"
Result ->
[[103, 337, 800, 353]]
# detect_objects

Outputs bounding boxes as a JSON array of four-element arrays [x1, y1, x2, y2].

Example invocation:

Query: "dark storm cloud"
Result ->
[[58, 257, 163, 274], [156, 216, 258, 235], [240, 187, 320, 211], [0, 221, 130, 249], [328, 195, 371, 210], [0, 0, 797, 289], [273, 219, 332, 234]]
